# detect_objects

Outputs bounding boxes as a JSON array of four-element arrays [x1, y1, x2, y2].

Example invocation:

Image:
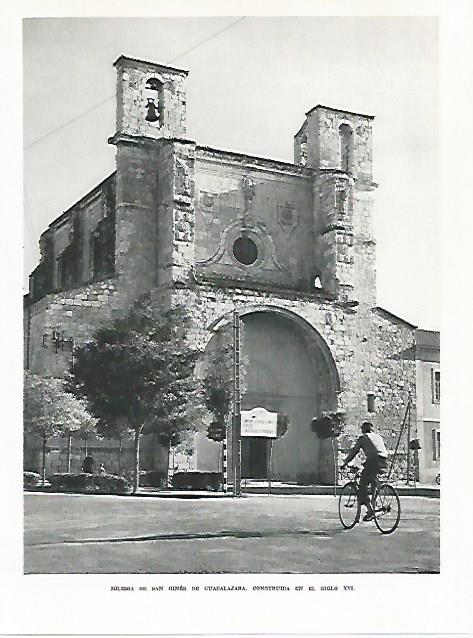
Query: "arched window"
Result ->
[[339, 124, 353, 172]]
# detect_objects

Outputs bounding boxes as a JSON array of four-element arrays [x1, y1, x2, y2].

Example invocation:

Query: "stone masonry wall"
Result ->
[[25, 277, 122, 377], [170, 283, 416, 459], [194, 148, 314, 292], [114, 139, 159, 300]]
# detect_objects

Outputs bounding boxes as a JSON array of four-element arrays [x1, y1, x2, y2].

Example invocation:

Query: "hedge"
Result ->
[[172, 471, 223, 491], [48, 472, 133, 495], [122, 470, 167, 488], [141, 470, 167, 488]]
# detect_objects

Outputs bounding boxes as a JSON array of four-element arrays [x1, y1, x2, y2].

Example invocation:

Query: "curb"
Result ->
[[25, 485, 440, 499]]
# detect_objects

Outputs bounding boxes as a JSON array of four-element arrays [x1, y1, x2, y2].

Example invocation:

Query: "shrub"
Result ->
[[311, 411, 345, 439], [172, 471, 223, 492], [140, 470, 167, 488], [48, 472, 132, 495]]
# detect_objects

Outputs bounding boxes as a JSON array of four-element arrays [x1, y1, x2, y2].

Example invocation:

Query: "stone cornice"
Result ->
[[113, 54, 189, 76], [108, 132, 196, 148], [306, 104, 375, 120], [196, 145, 314, 178], [44, 172, 116, 234]]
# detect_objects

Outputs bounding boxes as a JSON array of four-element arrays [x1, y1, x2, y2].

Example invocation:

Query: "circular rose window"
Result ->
[[233, 237, 258, 265]]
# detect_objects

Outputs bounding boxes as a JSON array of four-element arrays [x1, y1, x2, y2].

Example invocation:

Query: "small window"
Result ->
[[367, 393, 375, 413], [339, 123, 353, 172], [432, 428, 440, 461], [434, 371, 440, 402], [431, 368, 440, 403], [233, 237, 258, 265]]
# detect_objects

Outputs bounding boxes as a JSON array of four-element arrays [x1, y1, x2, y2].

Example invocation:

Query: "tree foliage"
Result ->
[[24, 371, 97, 482], [24, 372, 96, 440], [66, 294, 201, 491], [202, 324, 247, 440], [203, 338, 234, 424]]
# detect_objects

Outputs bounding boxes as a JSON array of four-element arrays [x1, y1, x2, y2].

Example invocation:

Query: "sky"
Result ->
[[23, 16, 439, 329]]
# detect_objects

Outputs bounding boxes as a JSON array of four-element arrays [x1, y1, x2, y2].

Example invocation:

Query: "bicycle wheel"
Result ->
[[373, 483, 401, 534], [338, 482, 360, 529]]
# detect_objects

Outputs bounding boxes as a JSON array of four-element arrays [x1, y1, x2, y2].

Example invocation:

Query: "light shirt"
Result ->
[[345, 431, 388, 463]]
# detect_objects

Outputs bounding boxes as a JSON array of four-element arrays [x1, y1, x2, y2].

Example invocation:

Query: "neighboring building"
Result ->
[[415, 329, 440, 483], [24, 54, 419, 484]]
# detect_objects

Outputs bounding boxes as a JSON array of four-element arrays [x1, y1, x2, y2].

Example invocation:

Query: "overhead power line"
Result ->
[[168, 16, 246, 64], [23, 185, 37, 253], [24, 17, 246, 151]]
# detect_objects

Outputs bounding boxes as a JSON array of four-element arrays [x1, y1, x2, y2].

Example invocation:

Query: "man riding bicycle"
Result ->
[[341, 421, 388, 522]]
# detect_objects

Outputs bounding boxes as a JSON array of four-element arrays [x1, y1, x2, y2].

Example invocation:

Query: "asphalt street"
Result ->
[[24, 493, 439, 574]]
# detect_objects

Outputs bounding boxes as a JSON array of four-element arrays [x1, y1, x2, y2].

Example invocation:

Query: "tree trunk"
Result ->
[[41, 436, 47, 486], [267, 439, 273, 495], [118, 435, 122, 475], [331, 437, 337, 497], [66, 432, 72, 473], [165, 441, 171, 488], [133, 427, 141, 494]]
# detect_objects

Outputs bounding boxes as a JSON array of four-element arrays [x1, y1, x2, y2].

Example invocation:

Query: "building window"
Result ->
[[432, 428, 440, 461], [233, 237, 258, 265], [300, 134, 308, 166], [367, 393, 375, 413], [431, 369, 440, 403], [339, 123, 353, 172]]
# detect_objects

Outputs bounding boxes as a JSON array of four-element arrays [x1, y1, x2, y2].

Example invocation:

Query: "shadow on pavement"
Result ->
[[28, 527, 353, 546]]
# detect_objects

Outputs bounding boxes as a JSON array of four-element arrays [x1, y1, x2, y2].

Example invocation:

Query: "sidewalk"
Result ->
[[25, 480, 440, 499], [135, 481, 440, 499]]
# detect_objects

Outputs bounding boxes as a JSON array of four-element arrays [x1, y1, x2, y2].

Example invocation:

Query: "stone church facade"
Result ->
[[24, 55, 417, 484]]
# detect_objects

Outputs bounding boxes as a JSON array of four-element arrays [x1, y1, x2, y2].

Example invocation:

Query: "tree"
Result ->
[[203, 325, 247, 438], [67, 294, 201, 493], [203, 335, 234, 441], [23, 372, 97, 484], [311, 410, 346, 494]]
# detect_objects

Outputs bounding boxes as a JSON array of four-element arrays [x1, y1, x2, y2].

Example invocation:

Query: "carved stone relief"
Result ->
[[277, 202, 298, 237]]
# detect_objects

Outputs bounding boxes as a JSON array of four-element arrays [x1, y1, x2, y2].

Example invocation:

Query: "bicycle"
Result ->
[[338, 465, 401, 534]]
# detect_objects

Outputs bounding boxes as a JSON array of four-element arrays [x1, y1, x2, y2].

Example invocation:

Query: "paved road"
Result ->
[[24, 493, 439, 574]]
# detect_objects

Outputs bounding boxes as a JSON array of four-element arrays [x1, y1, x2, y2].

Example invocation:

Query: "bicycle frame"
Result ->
[[339, 465, 401, 534]]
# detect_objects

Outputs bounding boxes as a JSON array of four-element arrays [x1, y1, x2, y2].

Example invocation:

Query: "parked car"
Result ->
[[23, 471, 50, 489]]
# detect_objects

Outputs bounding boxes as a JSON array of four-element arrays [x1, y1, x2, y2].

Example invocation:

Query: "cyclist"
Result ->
[[341, 421, 388, 522]]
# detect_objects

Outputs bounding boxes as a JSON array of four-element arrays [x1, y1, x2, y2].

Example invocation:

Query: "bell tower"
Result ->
[[112, 54, 188, 141], [295, 105, 377, 306], [109, 56, 191, 299], [109, 56, 196, 299]]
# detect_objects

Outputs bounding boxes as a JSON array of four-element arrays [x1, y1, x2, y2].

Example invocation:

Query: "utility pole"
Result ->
[[406, 394, 411, 486], [232, 310, 242, 497]]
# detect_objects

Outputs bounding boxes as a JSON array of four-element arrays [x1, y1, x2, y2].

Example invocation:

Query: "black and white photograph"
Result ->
[[1, 1, 472, 636]]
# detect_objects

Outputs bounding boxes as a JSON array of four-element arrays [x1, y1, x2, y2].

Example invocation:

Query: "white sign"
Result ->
[[241, 407, 277, 438]]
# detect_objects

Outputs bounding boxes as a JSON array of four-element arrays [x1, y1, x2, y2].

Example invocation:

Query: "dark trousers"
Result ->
[[358, 457, 387, 508]]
